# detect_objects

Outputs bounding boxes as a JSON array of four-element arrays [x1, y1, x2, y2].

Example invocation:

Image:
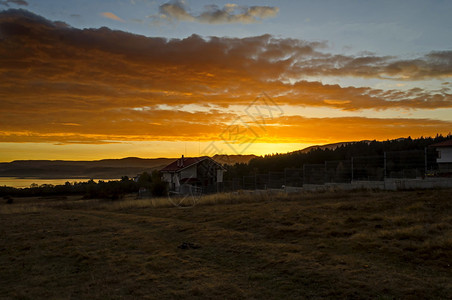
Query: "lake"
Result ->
[[0, 177, 120, 188]]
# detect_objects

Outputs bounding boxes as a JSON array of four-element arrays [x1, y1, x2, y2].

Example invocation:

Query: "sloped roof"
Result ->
[[430, 139, 452, 148], [160, 156, 225, 172]]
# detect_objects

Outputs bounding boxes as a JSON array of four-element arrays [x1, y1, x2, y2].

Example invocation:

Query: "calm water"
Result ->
[[0, 177, 119, 188]]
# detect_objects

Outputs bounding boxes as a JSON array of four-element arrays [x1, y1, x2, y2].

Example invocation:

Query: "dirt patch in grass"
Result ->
[[1, 189, 451, 299]]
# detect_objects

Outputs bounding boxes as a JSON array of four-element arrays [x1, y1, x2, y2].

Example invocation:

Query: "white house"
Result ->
[[431, 140, 452, 173], [160, 155, 226, 194]]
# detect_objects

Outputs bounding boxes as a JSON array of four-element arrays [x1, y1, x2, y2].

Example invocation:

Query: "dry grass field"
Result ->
[[1, 189, 451, 299]]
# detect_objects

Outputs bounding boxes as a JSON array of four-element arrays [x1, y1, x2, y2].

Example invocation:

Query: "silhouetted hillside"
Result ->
[[212, 154, 257, 165], [0, 157, 173, 179], [296, 141, 372, 153], [224, 135, 452, 177], [0, 155, 257, 179]]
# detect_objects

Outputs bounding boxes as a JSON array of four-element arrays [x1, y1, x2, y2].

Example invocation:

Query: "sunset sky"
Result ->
[[1, 0, 451, 161]]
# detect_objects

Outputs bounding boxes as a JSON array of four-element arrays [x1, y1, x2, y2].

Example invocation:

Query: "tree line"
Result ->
[[224, 134, 452, 179]]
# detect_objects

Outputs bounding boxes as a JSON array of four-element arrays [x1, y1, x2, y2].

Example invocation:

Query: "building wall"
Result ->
[[180, 165, 197, 179], [162, 172, 172, 183], [161, 158, 224, 194], [217, 169, 224, 183], [438, 147, 452, 163], [438, 163, 452, 173]]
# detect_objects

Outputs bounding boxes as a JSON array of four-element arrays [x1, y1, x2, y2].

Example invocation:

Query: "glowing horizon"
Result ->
[[1, 2, 451, 162]]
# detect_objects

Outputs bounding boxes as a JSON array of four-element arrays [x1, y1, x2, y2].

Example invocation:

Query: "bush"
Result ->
[[4, 195, 13, 204], [149, 170, 167, 197], [150, 181, 167, 197]]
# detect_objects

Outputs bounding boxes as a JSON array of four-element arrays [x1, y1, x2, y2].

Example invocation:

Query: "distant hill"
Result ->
[[0, 157, 173, 179], [0, 155, 257, 179], [296, 140, 372, 154], [212, 154, 257, 165]]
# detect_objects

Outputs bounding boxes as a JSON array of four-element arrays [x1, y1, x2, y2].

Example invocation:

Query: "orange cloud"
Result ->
[[100, 12, 124, 22], [0, 107, 451, 146], [262, 116, 452, 144], [0, 9, 451, 148], [1, 10, 450, 112]]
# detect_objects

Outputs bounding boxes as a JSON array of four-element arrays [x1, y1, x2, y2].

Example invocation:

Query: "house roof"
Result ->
[[430, 139, 452, 148], [160, 156, 225, 172]]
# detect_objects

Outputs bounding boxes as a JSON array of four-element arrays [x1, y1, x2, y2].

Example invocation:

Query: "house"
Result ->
[[160, 155, 226, 195], [431, 139, 452, 173]]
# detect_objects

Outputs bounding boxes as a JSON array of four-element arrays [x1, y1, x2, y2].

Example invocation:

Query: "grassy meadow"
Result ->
[[1, 189, 451, 299]]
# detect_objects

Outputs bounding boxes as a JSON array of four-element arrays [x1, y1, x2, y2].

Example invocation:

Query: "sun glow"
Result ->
[[0, 7, 451, 161]]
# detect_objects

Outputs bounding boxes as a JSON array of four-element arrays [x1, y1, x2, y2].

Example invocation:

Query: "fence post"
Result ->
[[302, 164, 306, 185], [384, 152, 387, 179], [284, 168, 287, 187], [351, 157, 354, 182], [254, 174, 257, 190], [324, 161, 328, 183], [424, 147, 428, 175]]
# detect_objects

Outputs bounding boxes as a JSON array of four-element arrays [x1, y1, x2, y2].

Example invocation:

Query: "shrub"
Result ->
[[150, 181, 167, 197], [4, 195, 13, 204]]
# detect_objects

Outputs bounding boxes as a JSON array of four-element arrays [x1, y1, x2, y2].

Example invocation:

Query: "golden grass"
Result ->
[[93, 191, 288, 211], [1, 189, 451, 299]]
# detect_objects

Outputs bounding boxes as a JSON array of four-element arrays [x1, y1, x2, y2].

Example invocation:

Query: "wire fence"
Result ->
[[325, 160, 352, 183], [352, 155, 385, 181], [256, 174, 269, 190], [284, 168, 303, 187], [303, 164, 325, 185], [224, 148, 441, 191], [385, 150, 425, 179], [268, 171, 285, 189]]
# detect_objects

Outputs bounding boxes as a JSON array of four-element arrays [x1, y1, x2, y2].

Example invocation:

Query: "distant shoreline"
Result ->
[[0, 177, 120, 189]]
